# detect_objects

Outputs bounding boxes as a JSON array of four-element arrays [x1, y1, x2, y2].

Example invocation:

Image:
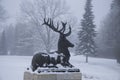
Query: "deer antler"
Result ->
[[61, 22, 71, 37], [43, 18, 71, 36], [43, 18, 61, 33]]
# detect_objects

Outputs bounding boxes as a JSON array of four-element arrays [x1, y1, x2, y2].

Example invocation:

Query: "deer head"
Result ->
[[43, 18, 74, 52]]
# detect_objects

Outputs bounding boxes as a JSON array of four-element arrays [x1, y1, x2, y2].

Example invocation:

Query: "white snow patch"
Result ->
[[0, 55, 120, 80], [49, 52, 58, 61]]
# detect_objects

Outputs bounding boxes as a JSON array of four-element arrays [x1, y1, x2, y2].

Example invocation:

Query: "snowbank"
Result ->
[[0, 55, 120, 80]]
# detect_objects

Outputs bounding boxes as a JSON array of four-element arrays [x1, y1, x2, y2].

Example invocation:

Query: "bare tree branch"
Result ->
[[19, 0, 69, 52]]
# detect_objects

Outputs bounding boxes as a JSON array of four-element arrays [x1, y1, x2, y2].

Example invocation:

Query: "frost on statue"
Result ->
[[31, 18, 79, 72]]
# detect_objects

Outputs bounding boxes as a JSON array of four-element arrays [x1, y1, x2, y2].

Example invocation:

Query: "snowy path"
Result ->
[[0, 55, 120, 80]]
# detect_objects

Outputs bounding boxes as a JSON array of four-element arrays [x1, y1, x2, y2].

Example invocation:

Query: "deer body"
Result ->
[[57, 35, 74, 64]]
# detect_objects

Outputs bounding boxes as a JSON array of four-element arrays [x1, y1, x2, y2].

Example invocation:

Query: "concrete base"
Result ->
[[24, 71, 82, 80]]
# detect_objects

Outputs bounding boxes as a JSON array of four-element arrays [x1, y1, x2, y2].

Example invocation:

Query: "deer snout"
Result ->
[[70, 44, 74, 47], [72, 44, 74, 47]]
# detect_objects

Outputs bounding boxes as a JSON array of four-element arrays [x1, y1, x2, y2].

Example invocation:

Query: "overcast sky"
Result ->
[[1, 0, 112, 27]]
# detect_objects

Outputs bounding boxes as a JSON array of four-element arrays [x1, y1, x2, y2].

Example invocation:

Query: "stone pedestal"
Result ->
[[24, 71, 82, 80]]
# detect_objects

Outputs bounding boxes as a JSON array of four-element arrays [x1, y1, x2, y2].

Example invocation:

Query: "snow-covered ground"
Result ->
[[0, 55, 120, 80]]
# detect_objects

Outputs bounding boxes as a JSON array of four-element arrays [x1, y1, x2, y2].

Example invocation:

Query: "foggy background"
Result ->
[[1, 0, 119, 61], [1, 0, 112, 26]]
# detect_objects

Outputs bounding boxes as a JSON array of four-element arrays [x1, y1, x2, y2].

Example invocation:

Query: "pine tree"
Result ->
[[0, 31, 7, 55], [14, 22, 34, 56], [102, 0, 120, 63], [0, 0, 7, 22], [77, 0, 96, 63], [113, 0, 120, 64]]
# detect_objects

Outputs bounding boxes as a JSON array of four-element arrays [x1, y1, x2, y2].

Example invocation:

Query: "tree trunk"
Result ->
[[115, 44, 120, 64], [86, 54, 88, 63]]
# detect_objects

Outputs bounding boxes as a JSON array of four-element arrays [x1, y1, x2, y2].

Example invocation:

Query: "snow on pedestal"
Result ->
[[24, 68, 82, 80]]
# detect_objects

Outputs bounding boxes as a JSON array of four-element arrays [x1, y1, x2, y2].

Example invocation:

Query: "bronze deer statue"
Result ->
[[31, 18, 74, 71], [43, 18, 74, 67]]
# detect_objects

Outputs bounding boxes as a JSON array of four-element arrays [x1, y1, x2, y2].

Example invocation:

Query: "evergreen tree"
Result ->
[[77, 0, 96, 63], [14, 22, 34, 56], [0, 31, 7, 55], [0, 0, 7, 22], [113, 0, 120, 64], [101, 0, 120, 63]]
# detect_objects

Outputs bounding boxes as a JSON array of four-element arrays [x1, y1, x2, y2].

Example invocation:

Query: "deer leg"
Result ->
[[65, 55, 74, 68]]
